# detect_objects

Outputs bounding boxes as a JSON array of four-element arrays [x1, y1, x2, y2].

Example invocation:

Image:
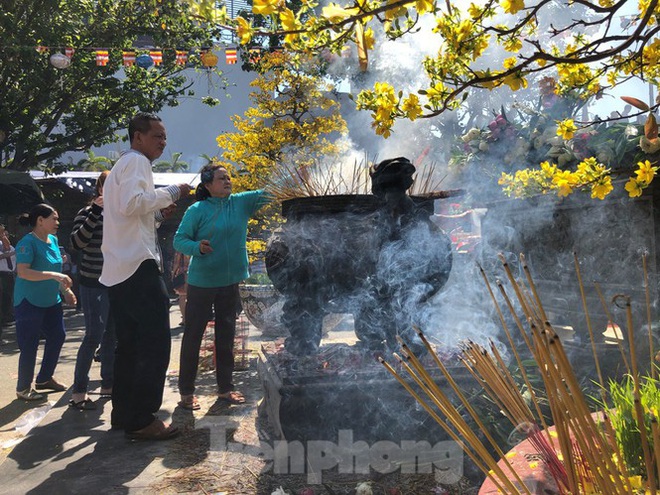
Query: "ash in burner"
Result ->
[[266, 157, 453, 355]]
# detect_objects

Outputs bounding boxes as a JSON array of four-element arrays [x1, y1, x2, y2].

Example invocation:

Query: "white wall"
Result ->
[[65, 62, 257, 173]]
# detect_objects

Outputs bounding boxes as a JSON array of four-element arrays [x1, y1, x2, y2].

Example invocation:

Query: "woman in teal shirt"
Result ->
[[173, 163, 269, 409], [14, 204, 76, 401]]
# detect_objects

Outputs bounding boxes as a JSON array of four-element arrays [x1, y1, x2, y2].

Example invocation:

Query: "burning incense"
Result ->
[[384, 253, 659, 494], [643, 252, 655, 381]]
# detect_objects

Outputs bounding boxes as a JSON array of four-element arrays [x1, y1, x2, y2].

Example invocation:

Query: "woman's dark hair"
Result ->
[[128, 112, 161, 143], [18, 203, 56, 227], [195, 163, 226, 201]]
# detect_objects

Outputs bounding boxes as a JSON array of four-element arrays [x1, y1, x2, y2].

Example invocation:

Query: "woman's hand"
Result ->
[[199, 239, 213, 254], [62, 288, 77, 306], [57, 273, 73, 290]]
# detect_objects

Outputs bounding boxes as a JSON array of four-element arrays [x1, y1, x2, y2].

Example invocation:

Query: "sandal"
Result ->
[[69, 399, 97, 410], [16, 388, 45, 401], [218, 391, 246, 404], [125, 419, 179, 441], [178, 395, 201, 411]]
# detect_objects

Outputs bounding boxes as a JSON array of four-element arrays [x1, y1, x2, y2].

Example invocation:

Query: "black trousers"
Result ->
[[178, 283, 239, 396], [0, 271, 15, 324], [108, 260, 171, 432]]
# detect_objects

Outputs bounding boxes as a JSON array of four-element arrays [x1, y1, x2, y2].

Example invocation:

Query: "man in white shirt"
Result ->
[[0, 224, 16, 328], [100, 113, 191, 440]]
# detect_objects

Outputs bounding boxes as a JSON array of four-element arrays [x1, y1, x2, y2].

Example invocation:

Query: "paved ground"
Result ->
[[0, 303, 277, 494], [0, 305, 474, 494]]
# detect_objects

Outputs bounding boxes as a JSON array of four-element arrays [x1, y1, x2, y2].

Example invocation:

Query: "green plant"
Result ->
[[244, 272, 272, 285], [608, 372, 660, 479]]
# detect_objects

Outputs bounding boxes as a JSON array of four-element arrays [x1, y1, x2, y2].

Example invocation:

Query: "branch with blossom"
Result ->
[[185, 0, 659, 139]]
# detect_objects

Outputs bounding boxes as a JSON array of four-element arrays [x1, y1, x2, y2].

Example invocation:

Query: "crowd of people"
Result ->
[[5, 112, 269, 440]]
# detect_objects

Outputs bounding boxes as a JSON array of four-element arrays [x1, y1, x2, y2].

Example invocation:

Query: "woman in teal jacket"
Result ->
[[173, 163, 269, 409]]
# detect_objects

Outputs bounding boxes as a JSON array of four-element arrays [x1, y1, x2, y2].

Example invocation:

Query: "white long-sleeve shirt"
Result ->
[[100, 150, 180, 287], [0, 243, 15, 273]]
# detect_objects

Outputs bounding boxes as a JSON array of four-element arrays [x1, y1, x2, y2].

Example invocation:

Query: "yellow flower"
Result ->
[[322, 3, 358, 22], [500, 0, 524, 14], [468, 2, 482, 19], [556, 119, 577, 140], [635, 159, 658, 184], [591, 177, 613, 199], [626, 178, 644, 198], [236, 17, 253, 45], [415, 0, 435, 15], [253, 0, 278, 16], [280, 8, 298, 31], [401, 94, 422, 120], [364, 27, 375, 50], [502, 72, 527, 91], [503, 57, 517, 69]]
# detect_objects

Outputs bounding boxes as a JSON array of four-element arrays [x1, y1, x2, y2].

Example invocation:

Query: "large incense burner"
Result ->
[[265, 157, 454, 355]]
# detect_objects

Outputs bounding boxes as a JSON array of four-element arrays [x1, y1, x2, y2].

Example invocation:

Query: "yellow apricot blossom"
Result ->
[[252, 0, 278, 16], [401, 94, 422, 120], [501, 0, 524, 15], [322, 3, 359, 22], [502, 71, 527, 90], [625, 178, 644, 197], [556, 119, 577, 140], [552, 170, 576, 197], [415, 0, 435, 15], [235, 17, 253, 45], [635, 159, 658, 184], [591, 176, 613, 199], [468, 2, 482, 19]]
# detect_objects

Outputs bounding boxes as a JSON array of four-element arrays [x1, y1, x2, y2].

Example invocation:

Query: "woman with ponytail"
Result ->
[[14, 203, 76, 401]]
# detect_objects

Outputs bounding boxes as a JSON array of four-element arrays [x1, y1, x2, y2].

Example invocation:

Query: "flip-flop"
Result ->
[[69, 399, 97, 410], [178, 396, 201, 410], [218, 391, 246, 404]]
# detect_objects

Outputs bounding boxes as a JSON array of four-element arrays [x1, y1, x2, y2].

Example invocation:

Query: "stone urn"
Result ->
[[238, 283, 284, 335]]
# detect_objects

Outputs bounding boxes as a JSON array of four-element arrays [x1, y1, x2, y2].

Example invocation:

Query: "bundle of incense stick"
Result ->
[[380, 252, 659, 494], [264, 158, 443, 202]]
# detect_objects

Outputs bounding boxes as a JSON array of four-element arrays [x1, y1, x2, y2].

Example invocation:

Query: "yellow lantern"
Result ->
[[200, 50, 218, 68]]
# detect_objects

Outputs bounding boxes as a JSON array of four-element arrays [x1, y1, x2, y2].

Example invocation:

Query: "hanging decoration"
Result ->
[[225, 48, 237, 65], [49, 52, 71, 69], [201, 50, 218, 68], [135, 53, 154, 69], [175, 50, 188, 66], [122, 50, 136, 67], [20, 42, 240, 69], [95, 49, 109, 66], [149, 50, 163, 66]]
